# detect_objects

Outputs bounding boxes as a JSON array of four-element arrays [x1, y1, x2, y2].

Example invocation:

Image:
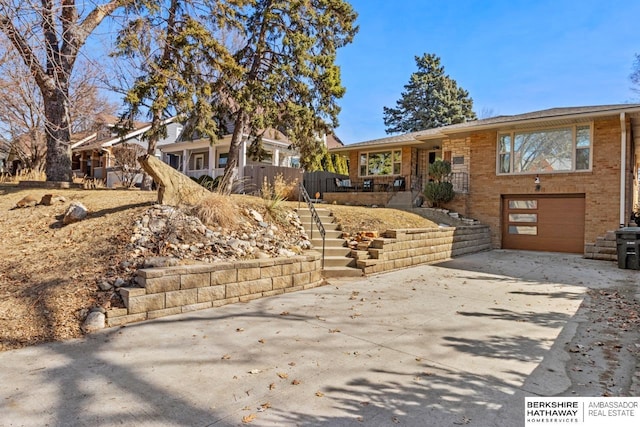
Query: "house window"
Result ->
[[497, 124, 591, 174], [167, 153, 181, 169], [194, 153, 205, 170], [359, 150, 402, 176], [217, 152, 228, 169]]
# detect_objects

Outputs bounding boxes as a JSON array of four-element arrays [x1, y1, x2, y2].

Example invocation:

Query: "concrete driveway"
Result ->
[[0, 250, 637, 426]]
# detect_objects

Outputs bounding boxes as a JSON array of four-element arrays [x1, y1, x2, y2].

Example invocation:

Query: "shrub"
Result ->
[[424, 181, 455, 208], [424, 160, 455, 208]]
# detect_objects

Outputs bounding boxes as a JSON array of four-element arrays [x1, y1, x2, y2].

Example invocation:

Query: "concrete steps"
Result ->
[[297, 207, 363, 277], [585, 230, 617, 261]]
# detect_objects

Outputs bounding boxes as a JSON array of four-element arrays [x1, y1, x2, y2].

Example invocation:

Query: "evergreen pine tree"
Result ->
[[383, 53, 476, 134]]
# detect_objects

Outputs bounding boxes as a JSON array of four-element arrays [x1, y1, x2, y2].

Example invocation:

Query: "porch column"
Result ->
[[274, 149, 280, 166], [238, 138, 246, 179], [209, 144, 215, 176], [182, 149, 188, 174]]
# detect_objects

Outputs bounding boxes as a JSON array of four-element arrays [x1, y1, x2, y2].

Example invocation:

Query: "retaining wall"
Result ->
[[354, 225, 491, 275], [107, 253, 323, 327]]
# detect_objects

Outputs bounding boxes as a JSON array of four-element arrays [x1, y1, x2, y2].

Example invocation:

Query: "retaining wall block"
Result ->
[[180, 272, 210, 289], [261, 264, 283, 278], [226, 278, 272, 298], [212, 268, 238, 285], [272, 275, 293, 290], [198, 285, 226, 303], [119, 287, 146, 308], [292, 272, 311, 286], [239, 293, 264, 303], [212, 297, 239, 308], [263, 289, 285, 297], [310, 270, 322, 283], [127, 293, 165, 314], [166, 288, 198, 308], [282, 262, 302, 275], [300, 260, 316, 273], [147, 307, 182, 320], [181, 302, 213, 313], [107, 313, 147, 327], [238, 267, 261, 282], [106, 308, 128, 318]]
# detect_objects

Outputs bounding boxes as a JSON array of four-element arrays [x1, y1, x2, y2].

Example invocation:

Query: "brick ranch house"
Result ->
[[330, 104, 640, 255]]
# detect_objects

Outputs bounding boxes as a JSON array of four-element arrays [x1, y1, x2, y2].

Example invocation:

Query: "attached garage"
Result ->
[[502, 194, 586, 253]]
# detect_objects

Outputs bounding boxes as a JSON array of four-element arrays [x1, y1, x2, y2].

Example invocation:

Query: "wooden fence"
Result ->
[[242, 165, 304, 195], [302, 171, 348, 198]]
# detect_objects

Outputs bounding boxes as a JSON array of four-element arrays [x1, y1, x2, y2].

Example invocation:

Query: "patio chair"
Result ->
[[362, 179, 374, 192], [392, 176, 406, 191], [335, 177, 355, 192]]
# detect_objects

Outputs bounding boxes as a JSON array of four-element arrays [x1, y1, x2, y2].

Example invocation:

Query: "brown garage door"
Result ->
[[502, 194, 585, 253]]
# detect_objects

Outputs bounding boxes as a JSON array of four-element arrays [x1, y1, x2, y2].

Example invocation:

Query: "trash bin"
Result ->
[[615, 227, 640, 270]]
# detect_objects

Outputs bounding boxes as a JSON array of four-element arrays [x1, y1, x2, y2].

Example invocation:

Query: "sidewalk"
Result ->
[[0, 250, 637, 426]]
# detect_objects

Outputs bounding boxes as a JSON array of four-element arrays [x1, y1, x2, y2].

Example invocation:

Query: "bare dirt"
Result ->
[[0, 186, 438, 351]]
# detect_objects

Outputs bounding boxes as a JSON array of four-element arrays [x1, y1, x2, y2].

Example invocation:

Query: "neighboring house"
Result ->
[[71, 116, 183, 181], [159, 127, 301, 180], [330, 104, 640, 255]]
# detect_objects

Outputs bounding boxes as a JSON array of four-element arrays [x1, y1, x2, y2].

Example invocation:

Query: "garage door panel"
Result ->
[[502, 195, 585, 253]]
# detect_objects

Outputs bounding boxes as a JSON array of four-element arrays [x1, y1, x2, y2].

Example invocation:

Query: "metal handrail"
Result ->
[[298, 183, 326, 268]]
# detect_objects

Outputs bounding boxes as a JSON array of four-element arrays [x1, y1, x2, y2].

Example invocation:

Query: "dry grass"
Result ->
[[191, 192, 239, 230], [292, 203, 439, 235], [0, 169, 46, 183], [0, 185, 437, 351]]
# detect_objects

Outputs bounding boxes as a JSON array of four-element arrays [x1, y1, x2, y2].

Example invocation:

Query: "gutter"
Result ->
[[620, 112, 627, 228]]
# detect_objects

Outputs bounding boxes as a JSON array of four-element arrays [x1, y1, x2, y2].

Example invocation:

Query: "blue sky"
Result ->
[[335, 0, 640, 144]]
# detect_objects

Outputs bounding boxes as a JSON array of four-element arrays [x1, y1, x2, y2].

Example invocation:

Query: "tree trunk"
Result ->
[[43, 89, 72, 182], [219, 111, 248, 195], [138, 154, 211, 205]]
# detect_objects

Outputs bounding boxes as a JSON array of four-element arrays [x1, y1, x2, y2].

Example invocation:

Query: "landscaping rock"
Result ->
[[15, 195, 38, 208], [142, 256, 180, 268], [63, 202, 88, 224], [98, 280, 113, 291], [39, 194, 66, 206], [124, 204, 309, 268], [82, 311, 105, 333]]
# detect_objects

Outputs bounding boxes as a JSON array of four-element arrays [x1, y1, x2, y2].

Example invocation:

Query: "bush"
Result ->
[[424, 181, 455, 208], [424, 160, 454, 208]]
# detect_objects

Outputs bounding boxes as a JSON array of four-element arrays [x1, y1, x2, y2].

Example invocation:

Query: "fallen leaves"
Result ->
[[277, 372, 289, 379], [241, 413, 256, 423], [315, 391, 324, 397]]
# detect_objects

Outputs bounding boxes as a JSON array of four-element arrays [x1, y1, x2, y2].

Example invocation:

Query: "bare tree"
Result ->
[[0, 0, 135, 182], [0, 38, 117, 172], [111, 143, 145, 188]]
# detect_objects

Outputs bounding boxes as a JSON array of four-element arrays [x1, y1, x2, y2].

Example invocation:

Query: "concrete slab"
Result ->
[[0, 250, 637, 426]]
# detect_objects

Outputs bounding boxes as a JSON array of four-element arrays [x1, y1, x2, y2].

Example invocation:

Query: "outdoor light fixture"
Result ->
[[534, 175, 541, 191]]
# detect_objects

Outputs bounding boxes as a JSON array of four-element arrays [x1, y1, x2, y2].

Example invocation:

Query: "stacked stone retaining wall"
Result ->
[[107, 253, 323, 327], [354, 225, 491, 275]]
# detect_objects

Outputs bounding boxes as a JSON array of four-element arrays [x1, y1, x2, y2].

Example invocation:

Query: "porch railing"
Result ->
[[445, 172, 469, 193], [298, 182, 325, 268]]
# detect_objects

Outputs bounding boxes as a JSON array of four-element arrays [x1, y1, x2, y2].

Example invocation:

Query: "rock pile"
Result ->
[[88, 203, 312, 331], [344, 231, 379, 250], [126, 204, 311, 267]]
